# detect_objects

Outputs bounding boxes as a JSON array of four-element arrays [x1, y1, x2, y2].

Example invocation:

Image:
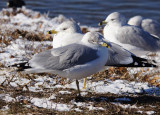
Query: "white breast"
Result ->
[[104, 25, 120, 44], [53, 33, 83, 48]]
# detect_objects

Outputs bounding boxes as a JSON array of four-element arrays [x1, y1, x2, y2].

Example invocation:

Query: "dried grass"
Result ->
[[0, 8, 159, 115]]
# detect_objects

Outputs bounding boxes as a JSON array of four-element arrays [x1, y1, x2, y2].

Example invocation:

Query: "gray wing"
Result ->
[[117, 25, 160, 51], [106, 42, 133, 66], [105, 42, 157, 67], [29, 44, 99, 70], [142, 19, 160, 39]]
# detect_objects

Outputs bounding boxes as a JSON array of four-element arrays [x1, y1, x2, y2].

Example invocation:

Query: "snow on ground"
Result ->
[[0, 93, 15, 102], [30, 97, 73, 111], [0, 7, 160, 114], [64, 79, 160, 96], [113, 103, 140, 109], [0, 7, 69, 34], [146, 111, 155, 115], [0, 38, 52, 66]]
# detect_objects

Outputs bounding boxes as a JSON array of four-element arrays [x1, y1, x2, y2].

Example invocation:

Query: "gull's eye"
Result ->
[[111, 19, 115, 21], [91, 39, 97, 43], [89, 39, 95, 43], [63, 28, 67, 30]]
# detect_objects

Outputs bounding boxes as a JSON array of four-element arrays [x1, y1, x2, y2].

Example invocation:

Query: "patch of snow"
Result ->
[[73, 102, 86, 107], [54, 84, 65, 88], [64, 79, 160, 96], [0, 75, 7, 84], [24, 105, 31, 108], [28, 86, 43, 92], [88, 105, 104, 111], [146, 111, 155, 115], [48, 94, 56, 100], [31, 97, 72, 111], [0, 94, 15, 102], [16, 95, 29, 101], [74, 108, 82, 112], [1, 39, 52, 66], [0, 7, 74, 36], [1, 105, 9, 111], [33, 76, 57, 89], [59, 91, 72, 94], [90, 80, 160, 96], [81, 92, 88, 96], [10, 77, 31, 87], [72, 101, 104, 111], [137, 110, 143, 114], [113, 103, 138, 109]]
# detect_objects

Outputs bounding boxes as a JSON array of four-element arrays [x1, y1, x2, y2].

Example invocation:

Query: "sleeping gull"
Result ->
[[47, 21, 157, 89], [128, 15, 160, 39], [99, 12, 160, 56], [17, 32, 110, 97]]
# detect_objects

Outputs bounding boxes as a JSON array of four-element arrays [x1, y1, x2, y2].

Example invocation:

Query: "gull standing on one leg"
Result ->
[[18, 32, 110, 97]]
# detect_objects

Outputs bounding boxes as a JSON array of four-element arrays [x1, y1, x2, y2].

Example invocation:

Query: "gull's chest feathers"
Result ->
[[104, 25, 120, 43], [53, 33, 82, 48]]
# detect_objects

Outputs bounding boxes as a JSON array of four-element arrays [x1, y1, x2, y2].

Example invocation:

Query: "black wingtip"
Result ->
[[108, 55, 158, 68], [119, 55, 158, 67], [9, 62, 31, 71], [132, 55, 157, 67]]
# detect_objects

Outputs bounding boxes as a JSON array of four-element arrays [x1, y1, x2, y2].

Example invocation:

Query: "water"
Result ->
[[0, 0, 160, 27]]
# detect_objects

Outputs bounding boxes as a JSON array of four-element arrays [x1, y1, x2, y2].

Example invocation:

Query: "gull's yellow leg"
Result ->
[[83, 78, 87, 89]]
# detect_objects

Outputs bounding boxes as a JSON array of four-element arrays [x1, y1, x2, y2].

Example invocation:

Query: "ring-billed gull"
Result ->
[[128, 15, 160, 39], [47, 21, 157, 89], [48, 21, 83, 48], [18, 32, 110, 97], [99, 12, 160, 56]]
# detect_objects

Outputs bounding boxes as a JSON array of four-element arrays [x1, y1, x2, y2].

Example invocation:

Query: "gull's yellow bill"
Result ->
[[98, 20, 107, 26], [47, 30, 58, 34], [101, 42, 111, 48], [45, 30, 58, 39]]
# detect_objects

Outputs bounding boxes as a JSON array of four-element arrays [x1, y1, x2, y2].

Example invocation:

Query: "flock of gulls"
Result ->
[[9, 0, 160, 98]]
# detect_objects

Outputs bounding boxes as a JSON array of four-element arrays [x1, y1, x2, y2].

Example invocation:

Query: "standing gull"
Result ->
[[47, 21, 157, 89], [99, 12, 160, 56], [18, 32, 110, 97], [128, 15, 160, 39]]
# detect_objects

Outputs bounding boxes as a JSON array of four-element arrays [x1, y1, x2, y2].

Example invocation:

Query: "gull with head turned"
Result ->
[[18, 32, 110, 97]]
